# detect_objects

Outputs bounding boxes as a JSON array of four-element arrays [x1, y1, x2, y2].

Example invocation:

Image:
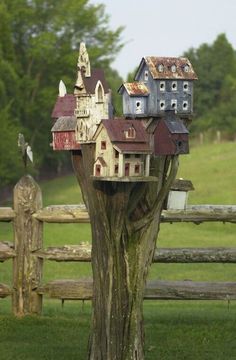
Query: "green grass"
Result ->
[[1, 141, 236, 359]]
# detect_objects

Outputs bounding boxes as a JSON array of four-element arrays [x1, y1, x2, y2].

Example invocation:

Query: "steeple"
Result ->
[[78, 42, 91, 77], [74, 42, 91, 95]]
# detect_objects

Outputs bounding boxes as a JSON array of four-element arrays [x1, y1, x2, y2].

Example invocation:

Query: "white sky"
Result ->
[[90, 0, 236, 79]]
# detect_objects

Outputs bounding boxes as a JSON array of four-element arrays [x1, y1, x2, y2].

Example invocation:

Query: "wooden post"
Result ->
[[13, 175, 43, 316]]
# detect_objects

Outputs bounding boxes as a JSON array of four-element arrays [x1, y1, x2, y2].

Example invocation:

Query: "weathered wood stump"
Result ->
[[72, 146, 178, 360]]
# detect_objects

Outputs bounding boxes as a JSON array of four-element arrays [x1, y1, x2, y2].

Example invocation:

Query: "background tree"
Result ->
[[184, 34, 236, 134], [0, 0, 124, 186]]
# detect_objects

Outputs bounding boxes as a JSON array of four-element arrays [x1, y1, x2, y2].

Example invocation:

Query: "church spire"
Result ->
[[77, 42, 91, 78]]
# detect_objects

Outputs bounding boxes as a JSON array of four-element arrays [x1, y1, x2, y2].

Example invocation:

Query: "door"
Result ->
[[125, 163, 130, 176], [95, 164, 101, 176]]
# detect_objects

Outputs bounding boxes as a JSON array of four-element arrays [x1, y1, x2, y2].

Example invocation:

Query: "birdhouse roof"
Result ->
[[118, 82, 149, 96], [51, 116, 77, 132], [100, 119, 149, 143], [94, 119, 152, 154], [135, 57, 198, 80], [51, 94, 76, 119], [171, 179, 194, 191], [82, 69, 109, 94], [163, 118, 189, 134], [114, 142, 151, 154]]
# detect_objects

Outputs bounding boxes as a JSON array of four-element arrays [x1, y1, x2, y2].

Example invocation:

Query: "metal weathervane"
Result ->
[[18, 133, 33, 169]]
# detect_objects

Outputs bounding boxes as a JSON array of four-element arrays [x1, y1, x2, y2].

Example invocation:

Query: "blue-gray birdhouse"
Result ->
[[119, 57, 197, 118]]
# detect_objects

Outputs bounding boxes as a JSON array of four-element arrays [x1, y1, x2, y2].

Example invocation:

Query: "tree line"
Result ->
[[0, 0, 123, 186], [0, 0, 235, 187]]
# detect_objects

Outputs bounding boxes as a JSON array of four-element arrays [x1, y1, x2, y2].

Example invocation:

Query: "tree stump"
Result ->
[[72, 145, 178, 360]]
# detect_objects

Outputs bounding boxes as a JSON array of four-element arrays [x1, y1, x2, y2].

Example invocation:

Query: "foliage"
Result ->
[[184, 34, 236, 133], [0, 0, 124, 186]]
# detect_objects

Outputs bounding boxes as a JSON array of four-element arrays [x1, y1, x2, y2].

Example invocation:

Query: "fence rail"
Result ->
[[1, 175, 236, 316]]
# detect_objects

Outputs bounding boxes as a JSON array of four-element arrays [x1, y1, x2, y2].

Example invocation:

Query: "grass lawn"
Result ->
[[0, 141, 236, 359]]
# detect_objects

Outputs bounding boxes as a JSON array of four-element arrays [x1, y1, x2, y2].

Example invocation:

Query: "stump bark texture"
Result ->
[[72, 145, 178, 360]]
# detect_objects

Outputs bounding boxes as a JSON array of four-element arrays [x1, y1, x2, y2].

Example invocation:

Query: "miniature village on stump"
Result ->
[[51, 43, 197, 184]]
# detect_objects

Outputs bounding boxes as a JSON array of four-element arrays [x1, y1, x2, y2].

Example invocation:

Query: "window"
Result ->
[[159, 100, 165, 110], [136, 101, 141, 109], [95, 81, 104, 103], [160, 81, 165, 91], [184, 64, 190, 73], [126, 127, 136, 138], [114, 164, 119, 174], [183, 101, 188, 111], [171, 81, 177, 91], [171, 64, 177, 73], [183, 82, 189, 91], [135, 164, 140, 174], [115, 150, 119, 158], [101, 141, 106, 150], [144, 70, 149, 81], [157, 64, 164, 72], [125, 154, 130, 158], [135, 154, 140, 158], [171, 99, 177, 110]]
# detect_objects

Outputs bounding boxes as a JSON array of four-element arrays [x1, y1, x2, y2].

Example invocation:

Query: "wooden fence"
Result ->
[[1, 175, 236, 316]]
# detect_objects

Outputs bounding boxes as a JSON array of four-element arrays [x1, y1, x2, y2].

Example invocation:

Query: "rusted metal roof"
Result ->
[[51, 95, 76, 119], [118, 82, 149, 96], [81, 69, 109, 94], [101, 119, 149, 143], [135, 57, 198, 80], [51, 116, 77, 132]]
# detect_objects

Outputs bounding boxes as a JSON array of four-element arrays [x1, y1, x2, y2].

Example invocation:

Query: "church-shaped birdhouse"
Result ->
[[73, 43, 113, 143]]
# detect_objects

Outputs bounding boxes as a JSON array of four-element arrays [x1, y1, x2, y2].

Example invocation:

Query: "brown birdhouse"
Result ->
[[152, 113, 189, 155]]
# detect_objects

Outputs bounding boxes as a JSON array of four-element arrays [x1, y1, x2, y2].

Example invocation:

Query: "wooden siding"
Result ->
[[53, 131, 80, 151]]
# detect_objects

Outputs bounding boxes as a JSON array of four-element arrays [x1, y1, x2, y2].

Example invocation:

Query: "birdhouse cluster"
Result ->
[[51, 43, 197, 181]]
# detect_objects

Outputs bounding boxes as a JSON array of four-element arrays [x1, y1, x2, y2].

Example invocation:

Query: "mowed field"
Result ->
[[0, 141, 236, 359]]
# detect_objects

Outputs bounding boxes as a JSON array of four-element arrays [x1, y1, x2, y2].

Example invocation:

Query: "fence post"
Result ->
[[13, 175, 43, 316]]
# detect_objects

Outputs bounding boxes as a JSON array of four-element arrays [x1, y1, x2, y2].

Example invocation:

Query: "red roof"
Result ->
[[51, 95, 76, 119], [82, 69, 109, 94], [114, 142, 151, 153], [100, 119, 152, 153], [101, 119, 149, 143]]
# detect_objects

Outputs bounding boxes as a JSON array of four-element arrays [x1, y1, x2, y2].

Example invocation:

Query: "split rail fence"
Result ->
[[1, 175, 236, 316]]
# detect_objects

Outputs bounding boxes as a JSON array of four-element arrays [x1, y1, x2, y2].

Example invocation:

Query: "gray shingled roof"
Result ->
[[51, 116, 77, 132]]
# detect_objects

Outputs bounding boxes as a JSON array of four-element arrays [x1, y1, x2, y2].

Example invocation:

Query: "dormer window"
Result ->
[[144, 70, 149, 81], [126, 126, 136, 139], [95, 81, 104, 103], [171, 81, 177, 91], [160, 81, 165, 91], [157, 64, 164, 72], [184, 64, 190, 73], [171, 64, 177, 73]]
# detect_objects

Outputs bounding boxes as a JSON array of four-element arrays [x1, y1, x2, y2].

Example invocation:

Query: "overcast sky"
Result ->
[[90, 0, 236, 79]]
